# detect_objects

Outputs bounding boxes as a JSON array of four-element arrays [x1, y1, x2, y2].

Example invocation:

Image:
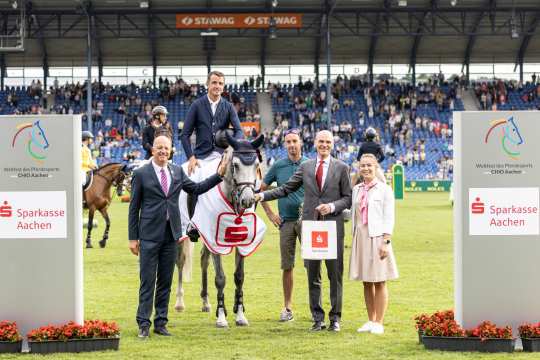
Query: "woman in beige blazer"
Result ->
[[349, 154, 398, 335]]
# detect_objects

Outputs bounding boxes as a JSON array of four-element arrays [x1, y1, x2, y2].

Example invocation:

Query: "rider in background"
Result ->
[[356, 127, 386, 183], [82, 130, 97, 189], [142, 105, 173, 160]]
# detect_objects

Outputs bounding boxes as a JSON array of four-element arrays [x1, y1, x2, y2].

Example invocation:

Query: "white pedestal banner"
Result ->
[[0, 115, 83, 350], [454, 112, 540, 344]]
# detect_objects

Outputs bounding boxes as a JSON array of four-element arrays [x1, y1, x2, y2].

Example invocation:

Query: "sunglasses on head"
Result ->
[[283, 128, 301, 136]]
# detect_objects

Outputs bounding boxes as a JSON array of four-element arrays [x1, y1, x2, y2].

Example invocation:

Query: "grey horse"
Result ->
[[175, 133, 264, 328]]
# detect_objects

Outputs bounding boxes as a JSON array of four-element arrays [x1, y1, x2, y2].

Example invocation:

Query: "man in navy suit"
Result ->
[[128, 135, 229, 338], [180, 71, 244, 240], [181, 70, 244, 175]]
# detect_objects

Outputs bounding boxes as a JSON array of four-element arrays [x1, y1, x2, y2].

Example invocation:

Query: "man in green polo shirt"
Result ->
[[261, 128, 308, 322]]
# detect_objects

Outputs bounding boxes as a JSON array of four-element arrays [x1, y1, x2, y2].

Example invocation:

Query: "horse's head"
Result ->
[[504, 116, 524, 146], [111, 164, 133, 196], [31, 121, 49, 150], [224, 132, 264, 215]]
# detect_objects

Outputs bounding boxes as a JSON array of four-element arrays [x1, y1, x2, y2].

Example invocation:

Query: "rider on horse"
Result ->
[[142, 105, 174, 160], [180, 71, 244, 241], [82, 130, 97, 190]]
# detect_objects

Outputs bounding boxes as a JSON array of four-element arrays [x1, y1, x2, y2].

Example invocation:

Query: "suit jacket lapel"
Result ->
[[148, 162, 166, 198], [204, 96, 214, 119], [215, 99, 224, 117], [321, 157, 334, 194]]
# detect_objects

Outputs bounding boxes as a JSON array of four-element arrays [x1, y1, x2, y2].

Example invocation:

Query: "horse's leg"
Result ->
[[200, 246, 211, 312], [98, 207, 110, 248], [86, 207, 95, 248], [212, 253, 228, 328], [233, 249, 248, 326], [175, 240, 186, 312]]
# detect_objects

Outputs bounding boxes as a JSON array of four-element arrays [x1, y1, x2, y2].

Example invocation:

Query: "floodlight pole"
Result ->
[[325, 6, 331, 130], [85, 8, 93, 133]]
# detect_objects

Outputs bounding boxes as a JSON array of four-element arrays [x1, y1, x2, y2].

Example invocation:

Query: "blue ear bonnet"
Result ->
[[232, 140, 258, 165]]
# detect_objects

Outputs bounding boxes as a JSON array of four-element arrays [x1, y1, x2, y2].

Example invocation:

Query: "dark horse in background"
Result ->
[[83, 163, 130, 248], [175, 133, 264, 328]]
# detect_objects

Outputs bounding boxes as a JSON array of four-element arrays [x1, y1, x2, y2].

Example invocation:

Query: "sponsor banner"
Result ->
[[176, 13, 302, 29], [240, 121, 260, 137], [0, 191, 67, 238], [301, 220, 337, 260], [405, 180, 452, 192], [468, 187, 539, 236]]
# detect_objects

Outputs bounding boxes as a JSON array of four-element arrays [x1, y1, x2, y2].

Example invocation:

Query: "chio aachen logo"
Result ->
[[11, 120, 50, 162], [484, 116, 524, 160]]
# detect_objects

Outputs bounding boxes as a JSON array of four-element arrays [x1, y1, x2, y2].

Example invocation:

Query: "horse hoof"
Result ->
[[216, 309, 228, 328], [235, 305, 249, 327], [86, 242, 93, 249], [202, 304, 211, 313], [175, 300, 185, 312], [99, 240, 106, 248]]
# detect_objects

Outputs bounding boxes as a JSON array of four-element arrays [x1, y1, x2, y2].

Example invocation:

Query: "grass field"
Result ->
[[3, 192, 535, 359]]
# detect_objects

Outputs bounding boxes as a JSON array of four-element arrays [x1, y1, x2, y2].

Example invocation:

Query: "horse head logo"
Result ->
[[12, 120, 50, 162], [484, 116, 524, 160]]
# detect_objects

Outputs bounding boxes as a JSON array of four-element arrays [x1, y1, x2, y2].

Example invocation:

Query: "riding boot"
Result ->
[[187, 193, 200, 242]]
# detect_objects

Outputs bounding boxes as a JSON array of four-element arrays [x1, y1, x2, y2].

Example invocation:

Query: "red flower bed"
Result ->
[[27, 320, 120, 342], [414, 310, 512, 340], [519, 322, 540, 338], [0, 321, 22, 342]]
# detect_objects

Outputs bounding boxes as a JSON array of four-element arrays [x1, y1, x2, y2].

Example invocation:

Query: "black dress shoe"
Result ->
[[328, 321, 341, 332], [138, 327, 149, 338], [153, 326, 172, 336], [310, 321, 326, 331]]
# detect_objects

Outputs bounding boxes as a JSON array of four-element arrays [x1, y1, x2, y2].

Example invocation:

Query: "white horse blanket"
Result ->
[[179, 155, 266, 257]]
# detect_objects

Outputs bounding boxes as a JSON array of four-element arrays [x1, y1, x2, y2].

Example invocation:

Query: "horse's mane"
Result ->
[[95, 162, 123, 172]]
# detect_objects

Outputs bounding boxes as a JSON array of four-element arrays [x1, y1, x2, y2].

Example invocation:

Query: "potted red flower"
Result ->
[[414, 310, 454, 344], [27, 320, 120, 354], [416, 310, 515, 352], [0, 321, 22, 353], [519, 322, 540, 352]]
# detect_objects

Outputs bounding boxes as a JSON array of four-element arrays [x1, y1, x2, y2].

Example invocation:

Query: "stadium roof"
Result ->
[[2, 0, 540, 70]]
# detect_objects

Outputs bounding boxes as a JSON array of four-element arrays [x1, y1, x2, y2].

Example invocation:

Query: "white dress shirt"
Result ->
[[316, 156, 335, 213], [151, 160, 171, 194], [207, 95, 220, 116]]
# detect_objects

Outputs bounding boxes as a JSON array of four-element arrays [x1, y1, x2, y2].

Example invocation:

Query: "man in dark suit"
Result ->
[[256, 130, 352, 332], [128, 134, 229, 338], [180, 71, 244, 175]]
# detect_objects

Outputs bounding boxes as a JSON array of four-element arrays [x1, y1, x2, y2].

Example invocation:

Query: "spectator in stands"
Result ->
[[350, 153, 398, 335]]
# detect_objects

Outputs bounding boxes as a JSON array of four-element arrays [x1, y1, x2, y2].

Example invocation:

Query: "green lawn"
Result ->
[[3, 193, 534, 359]]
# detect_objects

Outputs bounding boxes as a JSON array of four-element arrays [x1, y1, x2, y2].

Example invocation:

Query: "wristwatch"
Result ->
[[384, 239, 391, 244]]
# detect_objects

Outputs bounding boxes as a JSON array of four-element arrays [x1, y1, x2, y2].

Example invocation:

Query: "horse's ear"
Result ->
[[225, 130, 239, 150], [251, 134, 265, 149]]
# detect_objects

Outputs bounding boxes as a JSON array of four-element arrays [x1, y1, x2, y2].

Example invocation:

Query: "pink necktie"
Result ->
[[359, 180, 377, 225], [160, 168, 168, 195]]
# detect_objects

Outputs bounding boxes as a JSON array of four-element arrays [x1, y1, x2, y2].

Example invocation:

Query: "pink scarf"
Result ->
[[359, 180, 378, 225]]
